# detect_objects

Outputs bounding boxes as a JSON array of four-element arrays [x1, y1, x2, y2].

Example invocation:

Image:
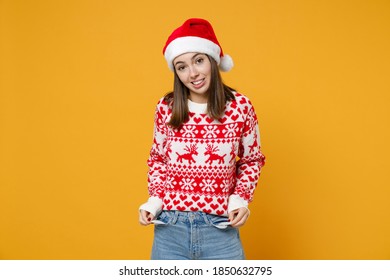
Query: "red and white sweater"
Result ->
[[140, 92, 265, 217]]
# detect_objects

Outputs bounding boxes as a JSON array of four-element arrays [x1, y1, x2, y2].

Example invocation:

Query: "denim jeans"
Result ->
[[151, 211, 245, 260]]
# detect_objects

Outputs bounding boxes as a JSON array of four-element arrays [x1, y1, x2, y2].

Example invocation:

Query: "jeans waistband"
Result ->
[[153, 210, 231, 229]]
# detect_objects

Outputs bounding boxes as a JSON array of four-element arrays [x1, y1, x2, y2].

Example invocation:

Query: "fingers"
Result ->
[[228, 210, 237, 224], [229, 207, 250, 228], [139, 210, 155, 226]]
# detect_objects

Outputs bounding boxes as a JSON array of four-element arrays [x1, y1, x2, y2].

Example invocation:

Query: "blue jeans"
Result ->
[[151, 211, 245, 260]]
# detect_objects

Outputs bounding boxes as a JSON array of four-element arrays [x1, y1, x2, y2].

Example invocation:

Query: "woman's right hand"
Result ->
[[139, 209, 155, 226]]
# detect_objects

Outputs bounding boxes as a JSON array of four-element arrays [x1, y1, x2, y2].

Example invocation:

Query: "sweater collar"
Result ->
[[188, 99, 207, 114]]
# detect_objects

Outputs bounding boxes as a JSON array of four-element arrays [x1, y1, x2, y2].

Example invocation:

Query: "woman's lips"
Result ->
[[191, 78, 205, 88]]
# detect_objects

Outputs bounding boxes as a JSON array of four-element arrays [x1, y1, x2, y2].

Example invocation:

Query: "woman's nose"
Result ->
[[189, 66, 199, 78]]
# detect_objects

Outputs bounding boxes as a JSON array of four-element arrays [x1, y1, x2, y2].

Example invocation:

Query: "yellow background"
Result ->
[[1, 0, 389, 259]]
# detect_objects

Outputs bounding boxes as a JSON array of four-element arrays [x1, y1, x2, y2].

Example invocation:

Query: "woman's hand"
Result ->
[[139, 209, 155, 226], [228, 207, 250, 228]]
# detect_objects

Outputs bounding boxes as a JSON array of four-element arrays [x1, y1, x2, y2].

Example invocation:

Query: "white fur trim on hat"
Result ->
[[164, 36, 221, 71]]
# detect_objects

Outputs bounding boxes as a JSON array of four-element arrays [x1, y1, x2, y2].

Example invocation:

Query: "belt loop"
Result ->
[[202, 212, 211, 225], [171, 210, 179, 224]]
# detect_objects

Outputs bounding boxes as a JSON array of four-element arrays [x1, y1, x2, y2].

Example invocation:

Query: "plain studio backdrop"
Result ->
[[0, 0, 389, 259]]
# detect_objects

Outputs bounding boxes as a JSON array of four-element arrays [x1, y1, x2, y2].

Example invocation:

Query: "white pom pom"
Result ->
[[219, 54, 234, 72]]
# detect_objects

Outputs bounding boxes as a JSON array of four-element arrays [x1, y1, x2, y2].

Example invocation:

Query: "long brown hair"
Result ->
[[164, 54, 235, 129]]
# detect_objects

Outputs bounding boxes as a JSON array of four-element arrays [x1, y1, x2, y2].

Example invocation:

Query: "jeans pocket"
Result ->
[[207, 214, 231, 229], [151, 211, 170, 225]]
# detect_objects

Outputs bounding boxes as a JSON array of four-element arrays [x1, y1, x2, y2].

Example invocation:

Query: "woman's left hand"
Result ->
[[228, 207, 250, 228]]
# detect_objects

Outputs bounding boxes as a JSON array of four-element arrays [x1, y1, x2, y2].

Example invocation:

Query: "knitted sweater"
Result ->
[[140, 92, 265, 217]]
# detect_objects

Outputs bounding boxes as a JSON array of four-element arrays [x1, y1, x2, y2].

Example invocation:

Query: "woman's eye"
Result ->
[[196, 58, 204, 64], [176, 65, 185, 71]]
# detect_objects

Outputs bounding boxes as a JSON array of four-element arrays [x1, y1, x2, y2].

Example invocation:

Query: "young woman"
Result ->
[[139, 18, 265, 260]]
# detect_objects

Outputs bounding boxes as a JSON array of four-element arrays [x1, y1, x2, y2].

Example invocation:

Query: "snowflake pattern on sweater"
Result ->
[[147, 92, 265, 216]]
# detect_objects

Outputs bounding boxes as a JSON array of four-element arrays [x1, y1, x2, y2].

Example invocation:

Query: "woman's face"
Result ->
[[173, 52, 211, 103]]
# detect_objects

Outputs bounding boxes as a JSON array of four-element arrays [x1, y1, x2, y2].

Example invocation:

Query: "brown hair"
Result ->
[[164, 54, 235, 129]]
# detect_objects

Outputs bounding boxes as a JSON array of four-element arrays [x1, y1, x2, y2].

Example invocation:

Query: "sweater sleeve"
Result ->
[[139, 100, 168, 216], [229, 102, 265, 211]]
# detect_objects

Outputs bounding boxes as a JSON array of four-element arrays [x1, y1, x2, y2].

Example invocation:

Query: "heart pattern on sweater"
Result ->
[[148, 92, 265, 217]]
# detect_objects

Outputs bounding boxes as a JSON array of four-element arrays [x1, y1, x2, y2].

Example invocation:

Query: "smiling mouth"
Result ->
[[191, 78, 205, 85]]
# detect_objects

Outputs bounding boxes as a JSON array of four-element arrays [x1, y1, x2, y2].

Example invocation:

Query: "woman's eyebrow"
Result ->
[[174, 60, 184, 66], [191, 53, 203, 60]]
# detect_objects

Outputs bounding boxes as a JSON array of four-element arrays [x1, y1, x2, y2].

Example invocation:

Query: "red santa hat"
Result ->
[[162, 18, 234, 72]]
